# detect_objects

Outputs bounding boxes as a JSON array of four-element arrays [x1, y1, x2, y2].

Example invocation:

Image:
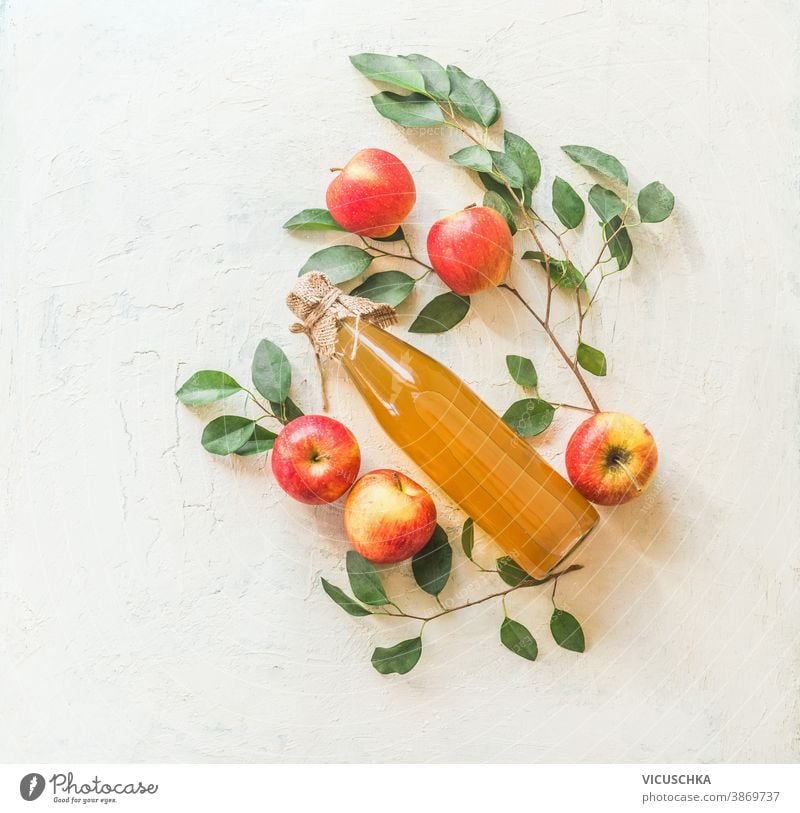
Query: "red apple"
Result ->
[[271, 415, 361, 505], [344, 469, 437, 563], [426, 206, 513, 295], [326, 148, 416, 238], [565, 412, 658, 506]]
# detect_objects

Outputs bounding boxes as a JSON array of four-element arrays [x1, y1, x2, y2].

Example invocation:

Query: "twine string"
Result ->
[[286, 272, 398, 411]]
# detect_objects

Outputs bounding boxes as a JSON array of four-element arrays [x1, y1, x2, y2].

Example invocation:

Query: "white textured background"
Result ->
[[3, 0, 800, 763]]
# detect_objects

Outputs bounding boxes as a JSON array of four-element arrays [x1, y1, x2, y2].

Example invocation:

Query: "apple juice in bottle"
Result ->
[[334, 317, 598, 578]]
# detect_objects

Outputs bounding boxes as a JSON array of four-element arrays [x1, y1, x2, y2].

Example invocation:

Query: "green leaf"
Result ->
[[489, 151, 525, 189], [502, 398, 555, 437], [478, 173, 522, 210], [234, 424, 278, 456], [483, 190, 517, 235], [402, 53, 450, 100], [449, 145, 493, 173], [588, 184, 625, 223], [176, 371, 241, 405], [299, 245, 373, 285], [350, 270, 416, 307], [409, 292, 470, 334], [550, 608, 585, 653], [561, 144, 628, 186], [201, 416, 256, 456], [522, 251, 586, 291], [346, 550, 390, 606], [371, 91, 445, 127], [446, 64, 500, 127], [551, 177, 584, 230], [411, 524, 452, 596], [549, 260, 585, 291], [370, 226, 405, 243], [350, 53, 426, 94], [321, 578, 372, 617], [576, 342, 607, 377], [283, 208, 344, 231], [461, 518, 475, 559], [506, 355, 538, 388], [500, 617, 538, 661], [496, 556, 544, 587], [371, 637, 422, 675], [602, 216, 633, 270], [503, 131, 541, 194], [251, 339, 291, 403], [638, 181, 675, 223], [269, 396, 304, 425]]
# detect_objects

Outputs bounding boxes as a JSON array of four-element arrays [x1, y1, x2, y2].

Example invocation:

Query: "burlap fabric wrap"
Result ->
[[287, 272, 397, 358], [287, 272, 398, 409]]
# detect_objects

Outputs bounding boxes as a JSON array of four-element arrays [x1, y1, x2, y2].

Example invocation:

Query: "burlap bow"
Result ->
[[287, 272, 397, 358], [287, 272, 398, 409]]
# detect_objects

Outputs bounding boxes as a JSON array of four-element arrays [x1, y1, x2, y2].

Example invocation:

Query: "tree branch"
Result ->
[[378, 564, 583, 622]]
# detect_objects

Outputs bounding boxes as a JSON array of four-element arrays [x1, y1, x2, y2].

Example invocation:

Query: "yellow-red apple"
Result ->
[[426, 206, 513, 295], [271, 415, 360, 505], [565, 412, 658, 506], [326, 148, 416, 238], [344, 469, 436, 563]]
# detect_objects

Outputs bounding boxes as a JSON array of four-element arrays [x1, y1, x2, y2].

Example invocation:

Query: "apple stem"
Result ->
[[329, 167, 344, 172], [617, 459, 643, 492]]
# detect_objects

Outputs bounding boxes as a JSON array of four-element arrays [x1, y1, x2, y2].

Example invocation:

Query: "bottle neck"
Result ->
[[333, 316, 360, 359], [334, 317, 396, 369], [337, 318, 426, 413]]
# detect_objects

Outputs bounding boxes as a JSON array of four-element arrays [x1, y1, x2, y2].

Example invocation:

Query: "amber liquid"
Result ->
[[336, 318, 599, 578]]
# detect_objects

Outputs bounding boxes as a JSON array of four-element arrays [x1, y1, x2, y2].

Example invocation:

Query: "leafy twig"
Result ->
[[499, 283, 601, 412], [375, 563, 583, 622], [242, 387, 277, 418], [443, 113, 601, 412], [575, 203, 632, 340], [360, 235, 434, 276]]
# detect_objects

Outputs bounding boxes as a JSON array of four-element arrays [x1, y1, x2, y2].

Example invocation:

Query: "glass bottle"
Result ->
[[335, 317, 598, 578]]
